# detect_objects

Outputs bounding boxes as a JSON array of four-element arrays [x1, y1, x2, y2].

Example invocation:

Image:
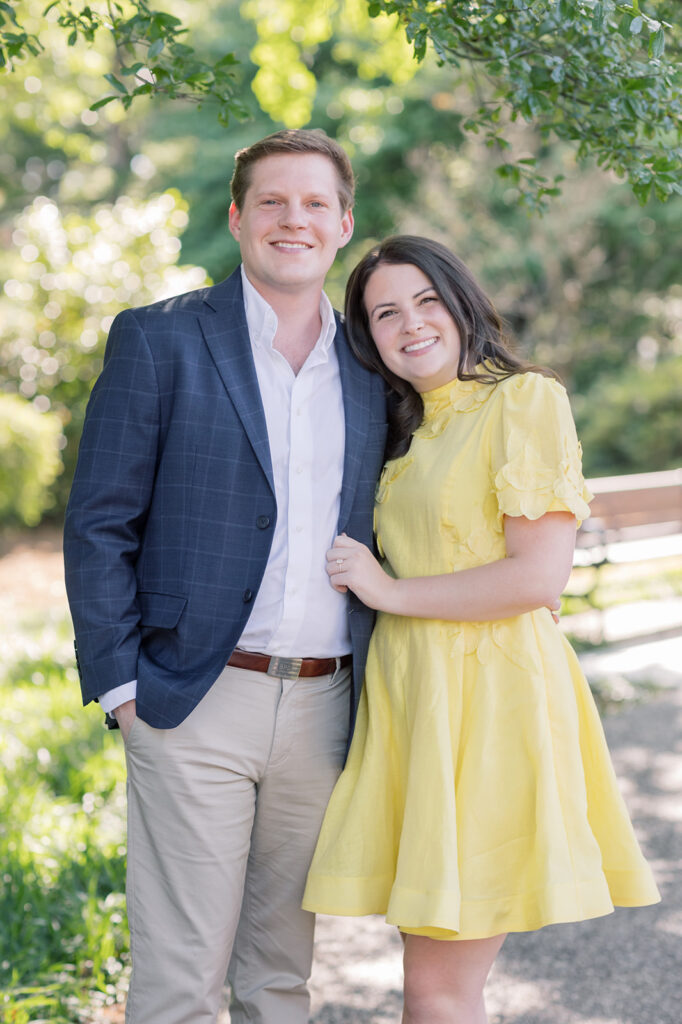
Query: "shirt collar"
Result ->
[[240, 265, 337, 357]]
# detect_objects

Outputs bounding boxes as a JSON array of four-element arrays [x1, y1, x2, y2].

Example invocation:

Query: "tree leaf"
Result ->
[[215, 52, 239, 68], [148, 38, 164, 58], [0, 1, 17, 22], [103, 72, 128, 94], [89, 95, 118, 109], [618, 14, 632, 38], [650, 28, 665, 59]]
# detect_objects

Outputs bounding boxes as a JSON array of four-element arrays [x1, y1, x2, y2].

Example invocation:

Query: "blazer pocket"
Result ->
[[138, 591, 188, 629]]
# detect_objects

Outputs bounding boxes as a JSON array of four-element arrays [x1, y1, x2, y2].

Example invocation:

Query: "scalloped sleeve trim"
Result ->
[[493, 376, 593, 525]]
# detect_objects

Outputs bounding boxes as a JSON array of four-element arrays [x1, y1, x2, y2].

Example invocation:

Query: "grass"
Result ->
[[562, 556, 682, 615], [0, 614, 128, 1023]]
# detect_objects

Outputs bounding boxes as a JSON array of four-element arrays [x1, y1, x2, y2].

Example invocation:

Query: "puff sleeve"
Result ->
[[491, 373, 593, 524]]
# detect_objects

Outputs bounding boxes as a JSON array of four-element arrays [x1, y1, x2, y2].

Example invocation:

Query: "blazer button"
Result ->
[[243, 589, 254, 603], [256, 515, 270, 529]]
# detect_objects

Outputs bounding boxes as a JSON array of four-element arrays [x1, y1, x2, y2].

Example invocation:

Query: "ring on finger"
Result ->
[[336, 558, 344, 566]]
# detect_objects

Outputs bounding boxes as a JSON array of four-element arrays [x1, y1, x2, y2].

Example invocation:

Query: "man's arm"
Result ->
[[64, 309, 161, 706], [99, 680, 137, 714]]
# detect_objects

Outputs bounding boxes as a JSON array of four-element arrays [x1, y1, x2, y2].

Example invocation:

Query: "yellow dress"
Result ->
[[303, 371, 660, 939]]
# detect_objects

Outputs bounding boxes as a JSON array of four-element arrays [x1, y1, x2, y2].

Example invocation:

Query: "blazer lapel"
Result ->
[[336, 320, 373, 533], [198, 272, 274, 492]]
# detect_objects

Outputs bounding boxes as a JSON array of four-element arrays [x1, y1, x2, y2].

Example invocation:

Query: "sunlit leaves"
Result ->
[[0, 393, 62, 525], [244, 0, 332, 128], [42, 0, 249, 125], [369, 0, 682, 205], [0, 0, 43, 69], [242, 0, 417, 126], [0, 191, 209, 509], [3, 1, 679, 204]]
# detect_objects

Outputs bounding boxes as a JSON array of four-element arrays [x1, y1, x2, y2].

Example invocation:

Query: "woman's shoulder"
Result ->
[[490, 370, 570, 420], [495, 369, 565, 398]]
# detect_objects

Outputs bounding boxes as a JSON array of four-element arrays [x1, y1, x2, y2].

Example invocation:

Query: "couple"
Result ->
[[64, 128, 659, 1024]]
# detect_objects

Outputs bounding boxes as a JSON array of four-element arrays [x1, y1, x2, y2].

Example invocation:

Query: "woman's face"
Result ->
[[363, 262, 462, 393]]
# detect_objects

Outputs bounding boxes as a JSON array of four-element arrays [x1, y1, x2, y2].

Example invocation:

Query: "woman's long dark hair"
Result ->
[[344, 235, 554, 458]]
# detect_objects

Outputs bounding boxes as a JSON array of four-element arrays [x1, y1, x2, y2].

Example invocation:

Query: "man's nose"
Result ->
[[278, 201, 308, 228]]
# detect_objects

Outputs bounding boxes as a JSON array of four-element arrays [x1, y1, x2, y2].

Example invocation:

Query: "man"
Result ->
[[63, 128, 387, 1024]]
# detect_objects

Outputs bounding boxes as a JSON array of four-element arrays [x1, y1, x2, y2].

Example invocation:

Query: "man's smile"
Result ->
[[271, 240, 313, 250]]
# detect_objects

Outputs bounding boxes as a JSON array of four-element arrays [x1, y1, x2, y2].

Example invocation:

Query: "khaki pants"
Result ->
[[123, 662, 351, 1024]]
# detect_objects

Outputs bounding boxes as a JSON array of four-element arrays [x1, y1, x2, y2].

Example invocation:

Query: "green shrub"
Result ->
[[0, 620, 128, 1022], [0, 193, 209, 518], [0, 394, 63, 526], [574, 356, 682, 478]]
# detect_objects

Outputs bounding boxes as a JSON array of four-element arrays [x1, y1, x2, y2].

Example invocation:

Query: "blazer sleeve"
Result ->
[[63, 309, 161, 704]]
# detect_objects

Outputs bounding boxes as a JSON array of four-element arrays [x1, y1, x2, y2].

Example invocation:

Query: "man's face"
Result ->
[[229, 153, 354, 298]]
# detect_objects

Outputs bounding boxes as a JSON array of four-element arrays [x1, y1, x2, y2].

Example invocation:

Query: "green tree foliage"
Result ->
[[0, 393, 62, 525], [1, 0, 680, 525], [574, 355, 682, 475], [243, 0, 419, 127], [372, 0, 681, 205], [2, 0, 680, 204]]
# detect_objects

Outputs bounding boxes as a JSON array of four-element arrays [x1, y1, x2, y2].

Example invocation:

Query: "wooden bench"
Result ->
[[569, 468, 682, 641], [576, 467, 682, 562]]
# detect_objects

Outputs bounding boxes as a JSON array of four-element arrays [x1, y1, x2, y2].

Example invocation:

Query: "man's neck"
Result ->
[[245, 273, 329, 375]]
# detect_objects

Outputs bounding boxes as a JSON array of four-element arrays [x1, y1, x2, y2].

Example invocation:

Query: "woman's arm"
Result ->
[[327, 511, 576, 620]]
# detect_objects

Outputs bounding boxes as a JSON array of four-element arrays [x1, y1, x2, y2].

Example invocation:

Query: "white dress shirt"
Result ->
[[99, 267, 349, 713]]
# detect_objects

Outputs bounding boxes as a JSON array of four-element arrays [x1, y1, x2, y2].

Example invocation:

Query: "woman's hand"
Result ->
[[327, 534, 396, 611]]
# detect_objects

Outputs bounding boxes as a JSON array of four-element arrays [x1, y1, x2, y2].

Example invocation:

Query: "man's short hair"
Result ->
[[231, 129, 355, 213]]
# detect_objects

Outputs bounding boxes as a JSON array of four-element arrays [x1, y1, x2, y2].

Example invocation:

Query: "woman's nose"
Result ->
[[403, 310, 425, 333]]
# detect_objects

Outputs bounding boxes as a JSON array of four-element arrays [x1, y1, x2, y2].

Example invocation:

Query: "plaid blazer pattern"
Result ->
[[64, 269, 388, 729]]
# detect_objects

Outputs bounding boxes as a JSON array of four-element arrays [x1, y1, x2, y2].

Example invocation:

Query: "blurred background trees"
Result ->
[[1, 0, 681, 527]]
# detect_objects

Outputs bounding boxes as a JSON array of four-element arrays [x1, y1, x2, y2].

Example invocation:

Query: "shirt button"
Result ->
[[242, 589, 254, 603], [256, 515, 270, 529]]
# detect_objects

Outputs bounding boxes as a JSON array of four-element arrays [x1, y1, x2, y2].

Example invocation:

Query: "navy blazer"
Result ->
[[64, 269, 388, 729]]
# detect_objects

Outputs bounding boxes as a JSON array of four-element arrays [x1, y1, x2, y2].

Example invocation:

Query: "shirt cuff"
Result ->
[[99, 680, 137, 714]]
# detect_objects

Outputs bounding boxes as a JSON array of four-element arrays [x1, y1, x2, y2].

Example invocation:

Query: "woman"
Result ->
[[303, 236, 660, 1024]]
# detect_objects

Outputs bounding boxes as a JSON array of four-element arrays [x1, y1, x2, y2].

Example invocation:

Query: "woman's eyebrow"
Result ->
[[369, 286, 434, 317]]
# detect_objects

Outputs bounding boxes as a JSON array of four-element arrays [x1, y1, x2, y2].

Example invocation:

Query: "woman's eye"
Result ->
[[420, 295, 437, 305], [376, 310, 396, 321]]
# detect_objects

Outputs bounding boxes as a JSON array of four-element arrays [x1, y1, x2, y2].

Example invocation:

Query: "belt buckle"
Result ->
[[267, 656, 303, 680]]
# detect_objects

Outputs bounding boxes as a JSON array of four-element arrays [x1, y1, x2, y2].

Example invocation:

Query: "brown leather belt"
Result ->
[[227, 649, 352, 681]]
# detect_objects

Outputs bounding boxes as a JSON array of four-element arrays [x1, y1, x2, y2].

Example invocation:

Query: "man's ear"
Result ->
[[339, 208, 354, 249], [228, 201, 241, 241]]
